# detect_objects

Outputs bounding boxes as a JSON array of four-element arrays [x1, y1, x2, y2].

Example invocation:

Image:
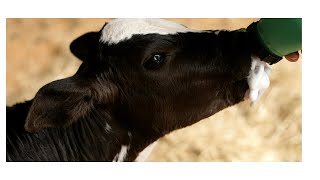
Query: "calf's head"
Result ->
[[25, 19, 252, 137]]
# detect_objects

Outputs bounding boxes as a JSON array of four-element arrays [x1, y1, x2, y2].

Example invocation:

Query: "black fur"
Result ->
[[6, 23, 253, 161]]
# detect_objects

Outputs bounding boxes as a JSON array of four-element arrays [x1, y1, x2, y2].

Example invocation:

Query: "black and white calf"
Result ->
[[6, 19, 270, 161]]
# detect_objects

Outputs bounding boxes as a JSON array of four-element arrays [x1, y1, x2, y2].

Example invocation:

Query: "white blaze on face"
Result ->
[[247, 56, 271, 104], [100, 18, 202, 45]]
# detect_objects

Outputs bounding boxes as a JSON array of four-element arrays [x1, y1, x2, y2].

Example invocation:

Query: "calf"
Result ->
[[6, 18, 270, 161]]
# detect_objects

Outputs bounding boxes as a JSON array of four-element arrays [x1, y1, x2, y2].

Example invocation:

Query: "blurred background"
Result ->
[[6, 18, 301, 161]]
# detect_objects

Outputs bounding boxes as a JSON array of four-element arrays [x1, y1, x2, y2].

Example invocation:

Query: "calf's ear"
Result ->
[[70, 32, 100, 62], [24, 77, 93, 132]]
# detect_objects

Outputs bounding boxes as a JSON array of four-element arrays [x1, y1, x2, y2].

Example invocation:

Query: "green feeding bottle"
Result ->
[[247, 18, 302, 65]]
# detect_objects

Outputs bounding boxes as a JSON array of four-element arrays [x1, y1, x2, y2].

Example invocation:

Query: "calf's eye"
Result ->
[[143, 54, 165, 70]]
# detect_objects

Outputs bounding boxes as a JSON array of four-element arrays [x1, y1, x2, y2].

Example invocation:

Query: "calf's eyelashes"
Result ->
[[143, 54, 165, 70]]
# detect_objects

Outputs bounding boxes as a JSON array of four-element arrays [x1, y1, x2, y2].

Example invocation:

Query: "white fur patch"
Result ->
[[105, 123, 112, 132], [100, 18, 201, 45], [214, 30, 221, 35], [247, 56, 271, 104], [134, 141, 158, 162], [112, 145, 128, 162]]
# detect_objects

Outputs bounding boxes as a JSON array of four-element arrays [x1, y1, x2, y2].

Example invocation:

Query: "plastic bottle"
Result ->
[[247, 18, 302, 64]]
